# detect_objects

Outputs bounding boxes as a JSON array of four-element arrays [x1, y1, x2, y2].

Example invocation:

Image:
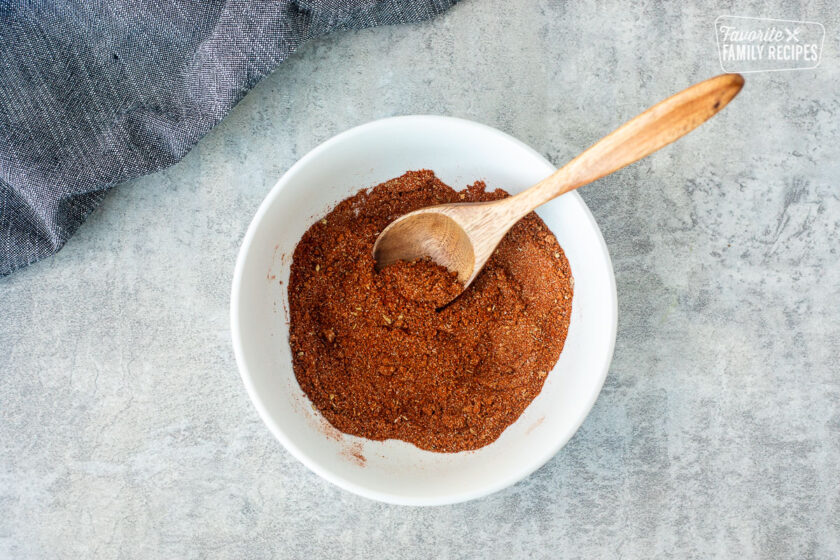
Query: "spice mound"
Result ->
[[288, 170, 573, 452]]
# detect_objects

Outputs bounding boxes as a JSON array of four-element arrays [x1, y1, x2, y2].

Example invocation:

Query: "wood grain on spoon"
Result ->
[[373, 73, 745, 291]]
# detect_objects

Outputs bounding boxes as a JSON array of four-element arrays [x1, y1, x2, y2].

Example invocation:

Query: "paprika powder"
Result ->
[[288, 170, 572, 452]]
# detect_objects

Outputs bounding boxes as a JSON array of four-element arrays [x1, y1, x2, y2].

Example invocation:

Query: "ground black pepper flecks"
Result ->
[[288, 170, 573, 452]]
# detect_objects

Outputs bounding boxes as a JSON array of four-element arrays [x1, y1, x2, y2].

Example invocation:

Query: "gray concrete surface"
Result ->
[[2, 0, 839, 557]]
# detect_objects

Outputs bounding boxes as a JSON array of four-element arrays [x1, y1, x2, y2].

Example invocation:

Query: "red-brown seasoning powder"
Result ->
[[288, 170, 572, 452]]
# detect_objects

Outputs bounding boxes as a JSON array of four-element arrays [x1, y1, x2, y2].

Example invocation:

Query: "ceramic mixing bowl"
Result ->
[[231, 115, 617, 505]]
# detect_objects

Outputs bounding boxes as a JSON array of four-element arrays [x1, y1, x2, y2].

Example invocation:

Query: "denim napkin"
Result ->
[[0, 0, 456, 276]]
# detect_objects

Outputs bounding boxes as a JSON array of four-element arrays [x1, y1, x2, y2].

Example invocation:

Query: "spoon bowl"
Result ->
[[373, 208, 475, 282]]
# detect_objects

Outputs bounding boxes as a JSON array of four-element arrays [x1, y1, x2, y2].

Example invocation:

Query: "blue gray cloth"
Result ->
[[0, 0, 457, 276]]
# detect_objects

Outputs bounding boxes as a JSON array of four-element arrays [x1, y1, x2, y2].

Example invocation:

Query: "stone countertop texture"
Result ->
[[2, 1, 838, 558]]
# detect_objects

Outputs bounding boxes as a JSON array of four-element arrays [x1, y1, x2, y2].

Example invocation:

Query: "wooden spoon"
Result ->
[[373, 73, 744, 291]]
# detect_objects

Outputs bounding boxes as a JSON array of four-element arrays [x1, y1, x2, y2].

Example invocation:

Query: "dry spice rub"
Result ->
[[288, 170, 572, 452]]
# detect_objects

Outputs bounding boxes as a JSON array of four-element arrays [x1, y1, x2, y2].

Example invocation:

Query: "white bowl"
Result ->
[[231, 116, 617, 505]]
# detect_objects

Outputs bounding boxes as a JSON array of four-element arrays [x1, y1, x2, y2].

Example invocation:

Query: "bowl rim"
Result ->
[[230, 115, 618, 506]]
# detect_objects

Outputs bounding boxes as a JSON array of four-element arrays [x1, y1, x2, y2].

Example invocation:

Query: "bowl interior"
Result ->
[[232, 116, 616, 505]]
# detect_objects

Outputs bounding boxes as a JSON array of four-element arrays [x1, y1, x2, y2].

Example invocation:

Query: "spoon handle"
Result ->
[[507, 73, 744, 217]]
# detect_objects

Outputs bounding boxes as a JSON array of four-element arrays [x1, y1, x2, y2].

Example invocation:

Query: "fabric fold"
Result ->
[[0, 0, 458, 276]]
